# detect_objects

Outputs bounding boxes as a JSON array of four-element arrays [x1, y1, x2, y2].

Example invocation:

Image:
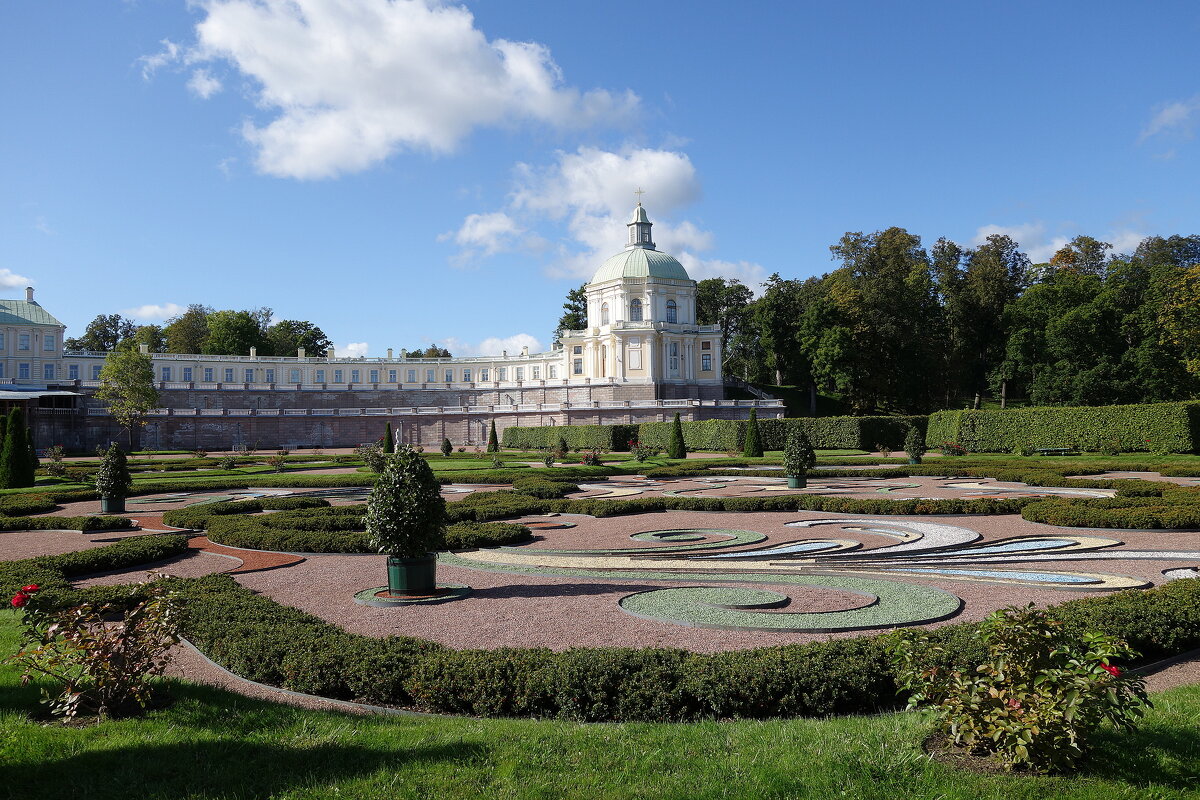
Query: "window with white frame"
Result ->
[[666, 300, 677, 324], [407, 369, 416, 382], [204, 368, 214, 381], [425, 369, 434, 382], [629, 298, 643, 321], [161, 367, 171, 381], [601, 303, 610, 325], [669, 342, 679, 372], [68, 364, 79, 380], [289, 369, 300, 383], [18, 334, 30, 351], [224, 368, 234, 382], [183, 367, 193, 381], [532, 366, 540, 380], [498, 367, 507, 381], [92, 365, 102, 380], [515, 367, 524, 381], [43, 363, 54, 380], [388, 369, 397, 383], [480, 368, 489, 381], [549, 365, 557, 379], [19, 363, 30, 379], [315, 369, 325, 382], [445, 370, 453, 382], [370, 369, 379, 383], [334, 370, 344, 383], [351, 369, 360, 383], [573, 358, 583, 375], [0, 333, 6, 349], [245, 368, 255, 383], [573, 345, 582, 354], [702, 353, 712, 371], [43, 334, 55, 351], [265, 369, 274, 383], [462, 368, 471, 382]]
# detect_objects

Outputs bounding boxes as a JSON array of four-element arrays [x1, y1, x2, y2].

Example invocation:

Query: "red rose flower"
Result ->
[[11, 592, 29, 608], [21, 584, 39, 593], [1101, 664, 1121, 677]]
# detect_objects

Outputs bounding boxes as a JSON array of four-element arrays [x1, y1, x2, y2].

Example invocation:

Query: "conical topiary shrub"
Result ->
[[743, 409, 763, 458], [667, 412, 687, 459], [382, 421, 395, 454], [487, 420, 499, 453], [440, 437, 453, 457], [0, 408, 34, 489]]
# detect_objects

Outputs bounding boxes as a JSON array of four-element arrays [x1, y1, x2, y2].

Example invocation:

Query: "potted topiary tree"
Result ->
[[95, 443, 132, 513], [904, 426, 926, 465], [365, 445, 446, 596], [783, 426, 816, 489]]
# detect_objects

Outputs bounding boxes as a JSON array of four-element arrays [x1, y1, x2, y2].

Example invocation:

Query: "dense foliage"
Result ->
[[363, 447, 446, 558]]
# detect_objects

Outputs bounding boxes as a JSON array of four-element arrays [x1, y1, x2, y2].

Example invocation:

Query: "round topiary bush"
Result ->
[[365, 446, 446, 558]]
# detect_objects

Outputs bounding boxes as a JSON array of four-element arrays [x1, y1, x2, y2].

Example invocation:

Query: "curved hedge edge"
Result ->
[[170, 572, 1200, 721], [0, 515, 133, 532]]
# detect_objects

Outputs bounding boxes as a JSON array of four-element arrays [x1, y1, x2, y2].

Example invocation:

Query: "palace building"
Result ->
[[19, 203, 781, 450]]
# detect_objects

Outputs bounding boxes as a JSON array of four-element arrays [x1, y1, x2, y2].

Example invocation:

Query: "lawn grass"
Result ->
[[1, 611, 1199, 800]]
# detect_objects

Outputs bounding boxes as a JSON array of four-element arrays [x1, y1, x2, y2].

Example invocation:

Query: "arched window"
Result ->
[[629, 298, 643, 321], [666, 299, 677, 324], [601, 303, 610, 325]]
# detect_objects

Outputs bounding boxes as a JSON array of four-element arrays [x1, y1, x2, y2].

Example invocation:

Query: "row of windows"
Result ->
[[66, 364, 561, 384], [0, 333, 57, 352], [598, 299, 677, 325], [0, 363, 58, 379]]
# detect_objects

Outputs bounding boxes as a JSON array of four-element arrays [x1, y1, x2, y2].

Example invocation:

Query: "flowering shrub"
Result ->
[[628, 439, 658, 463], [8, 581, 180, 720], [892, 604, 1149, 772], [940, 441, 968, 456], [578, 448, 603, 467], [355, 443, 387, 473], [265, 454, 286, 473]]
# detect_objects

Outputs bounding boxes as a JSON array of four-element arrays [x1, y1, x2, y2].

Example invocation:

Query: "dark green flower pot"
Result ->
[[908, 456, 921, 465], [100, 497, 126, 513], [787, 476, 806, 489], [386, 554, 437, 595]]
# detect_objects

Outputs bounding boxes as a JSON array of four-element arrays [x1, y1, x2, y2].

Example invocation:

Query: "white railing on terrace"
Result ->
[[83, 398, 783, 417], [65, 350, 557, 364]]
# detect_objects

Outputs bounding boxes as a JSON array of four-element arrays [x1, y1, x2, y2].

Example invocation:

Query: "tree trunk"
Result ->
[[973, 392, 981, 410], [1000, 380, 1007, 409], [809, 383, 817, 417]]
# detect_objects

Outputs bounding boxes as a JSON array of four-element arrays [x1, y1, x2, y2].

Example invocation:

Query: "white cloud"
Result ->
[[448, 145, 766, 285], [0, 269, 33, 290], [436, 333, 544, 357], [138, 38, 182, 79], [122, 302, 185, 321], [335, 341, 369, 358], [34, 217, 54, 235], [187, 68, 222, 99], [440, 211, 526, 265], [165, 0, 636, 178], [1139, 96, 1200, 143], [972, 223, 1148, 263]]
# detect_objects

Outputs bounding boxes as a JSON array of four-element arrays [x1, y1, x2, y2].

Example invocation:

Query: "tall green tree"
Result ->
[[554, 284, 588, 343], [266, 320, 332, 357], [0, 408, 35, 488], [382, 421, 395, 453], [203, 310, 268, 356], [64, 314, 136, 352], [95, 348, 159, 448], [130, 324, 166, 353], [487, 420, 499, 452], [667, 412, 686, 459], [742, 409, 763, 457], [696, 278, 754, 357], [164, 304, 212, 354]]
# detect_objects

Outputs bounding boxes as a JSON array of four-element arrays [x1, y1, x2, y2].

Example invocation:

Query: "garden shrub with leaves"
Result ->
[[9, 581, 180, 720], [892, 605, 1149, 772]]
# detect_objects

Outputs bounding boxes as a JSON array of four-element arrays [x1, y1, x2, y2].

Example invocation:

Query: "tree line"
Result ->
[[66, 305, 333, 358], [559, 230, 1200, 413]]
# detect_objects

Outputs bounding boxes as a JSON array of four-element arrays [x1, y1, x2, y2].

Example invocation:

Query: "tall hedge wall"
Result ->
[[501, 423, 639, 452], [518, 415, 930, 453], [926, 401, 1200, 454]]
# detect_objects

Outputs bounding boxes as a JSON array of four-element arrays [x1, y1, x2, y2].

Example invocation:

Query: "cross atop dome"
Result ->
[[626, 192, 655, 250]]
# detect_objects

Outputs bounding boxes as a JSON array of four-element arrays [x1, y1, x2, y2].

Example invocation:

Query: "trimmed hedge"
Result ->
[[501, 424, 639, 452], [171, 572, 1200, 720], [0, 494, 58, 516], [0, 515, 132, 532], [0, 534, 190, 609], [1022, 488, 1200, 529], [926, 401, 1200, 454]]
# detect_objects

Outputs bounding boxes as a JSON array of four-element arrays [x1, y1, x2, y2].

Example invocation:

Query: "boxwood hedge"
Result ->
[[171, 572, 1200, 721], [501, 423, 639, 452], [926, 401, 1200, 454]]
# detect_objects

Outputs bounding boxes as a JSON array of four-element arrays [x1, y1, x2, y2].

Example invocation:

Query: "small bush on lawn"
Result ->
[[9, 581, 180, 720], [893, 604, 1149, 773]]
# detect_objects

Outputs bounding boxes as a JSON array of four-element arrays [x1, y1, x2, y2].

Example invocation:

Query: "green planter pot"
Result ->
[[386, 554, 437, 595], [908, 456, 921, 465], [787, 475, 806, 489], [100, 497, 126, 513]]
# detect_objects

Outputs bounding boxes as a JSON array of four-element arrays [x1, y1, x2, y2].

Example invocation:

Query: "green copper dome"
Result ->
[[590, 247, 692, 284]]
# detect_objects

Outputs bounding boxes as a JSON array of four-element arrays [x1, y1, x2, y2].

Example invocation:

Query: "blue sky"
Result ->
[[2, 1, 1198, 357]]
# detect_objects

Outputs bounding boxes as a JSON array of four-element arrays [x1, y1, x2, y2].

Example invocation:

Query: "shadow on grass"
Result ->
[[1, 738, 486, 799], [1078, 722, 1200, 789]]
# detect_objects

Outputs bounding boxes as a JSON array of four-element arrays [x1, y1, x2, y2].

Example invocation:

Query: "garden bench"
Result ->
[[1034, 447, 1079, 456]]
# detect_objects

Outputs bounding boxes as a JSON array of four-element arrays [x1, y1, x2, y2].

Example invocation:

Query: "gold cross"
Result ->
[[634, 187, 645, 204]]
